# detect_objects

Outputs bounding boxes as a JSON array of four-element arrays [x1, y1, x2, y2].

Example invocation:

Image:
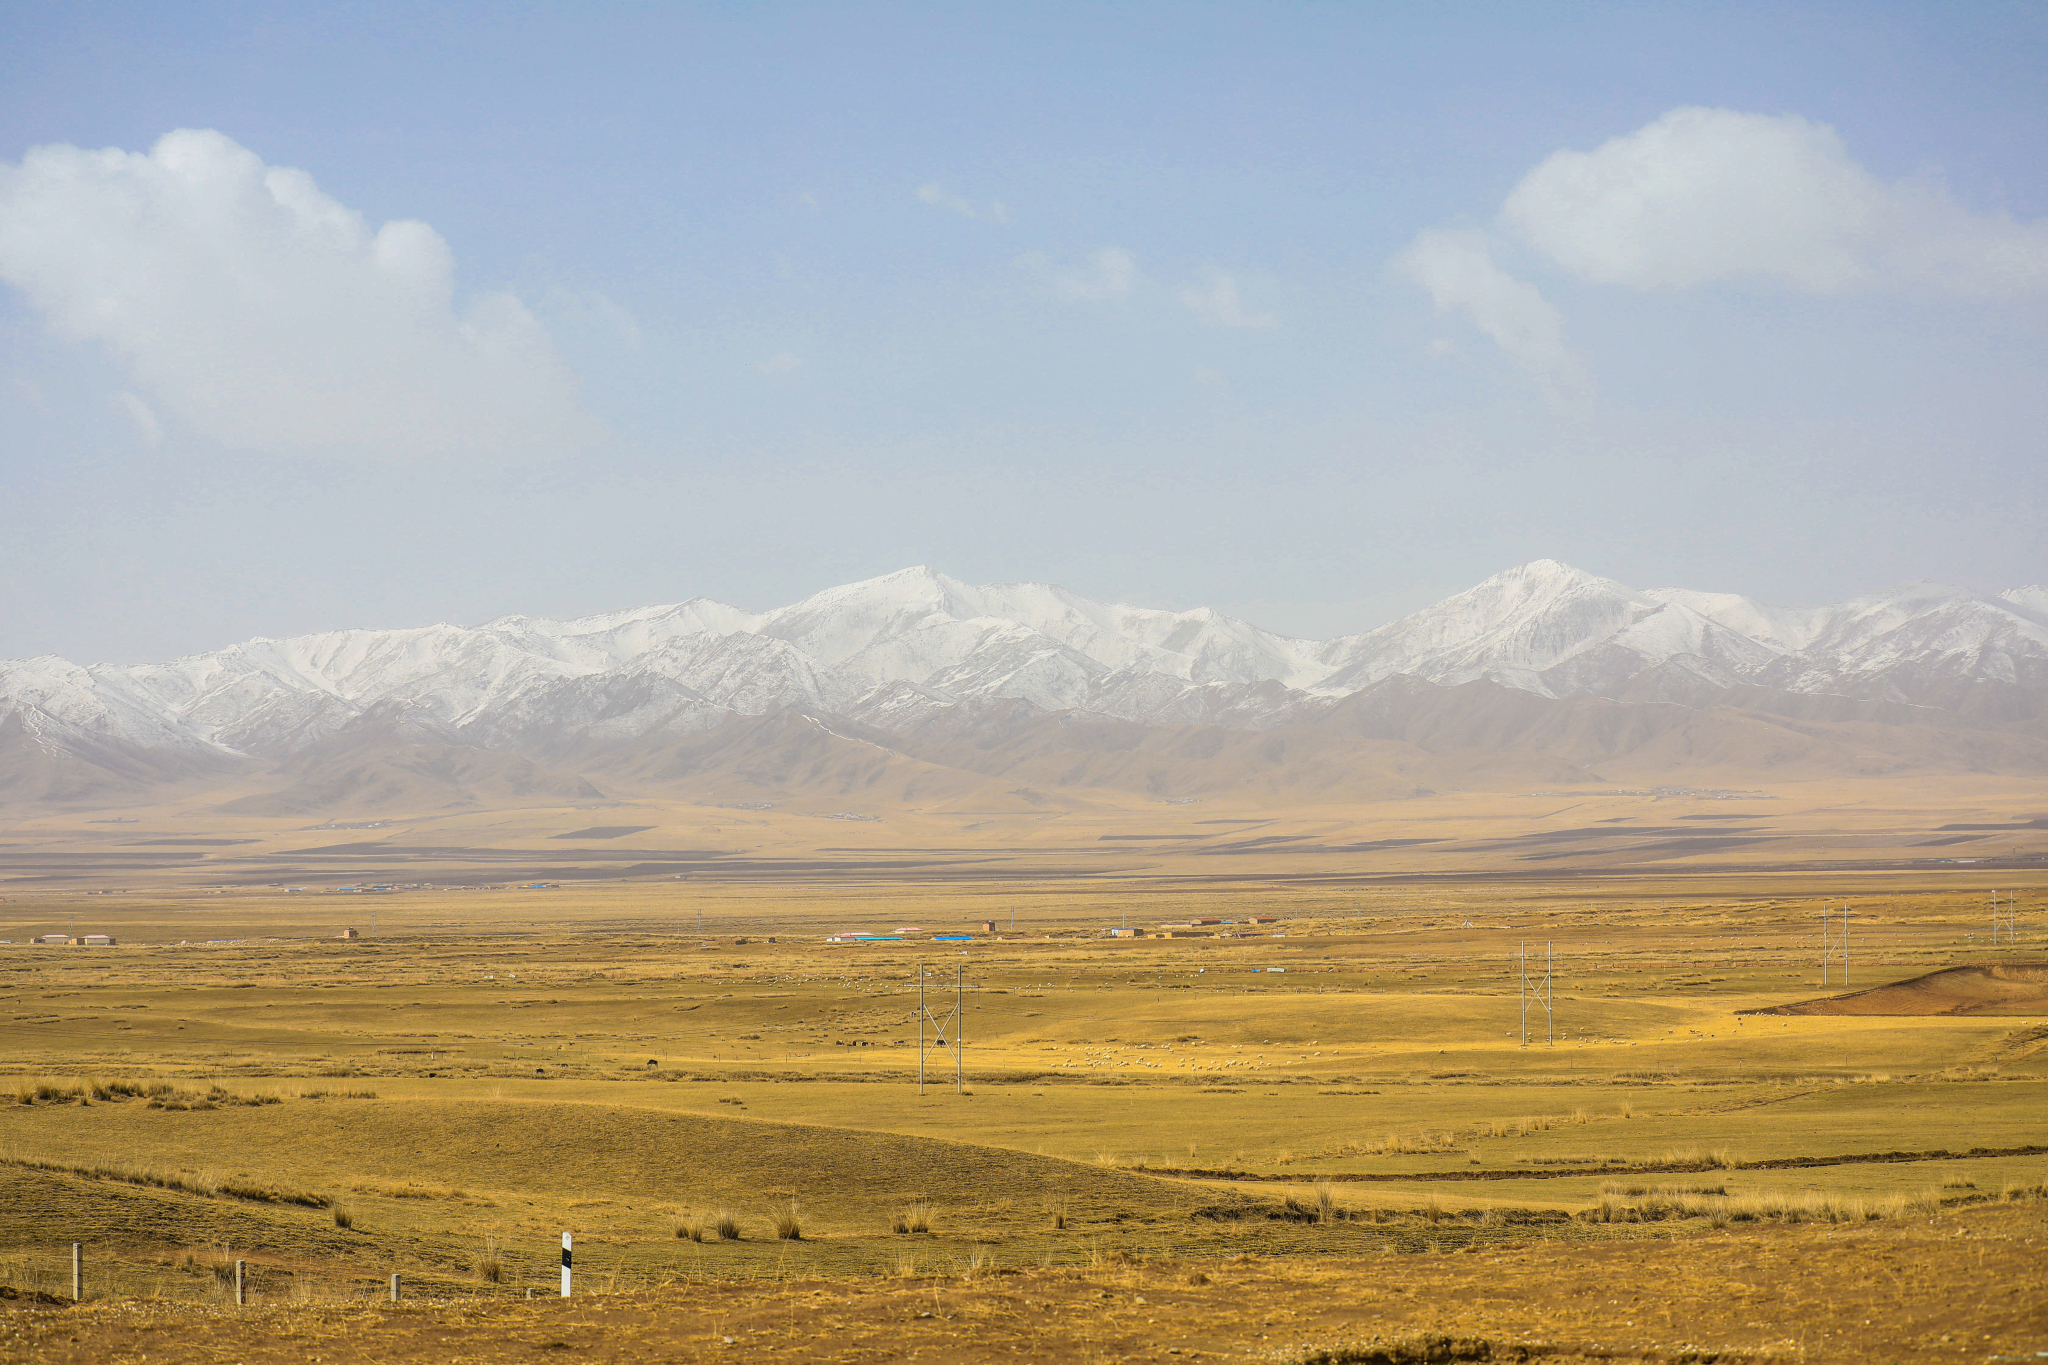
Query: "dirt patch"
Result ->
[[1747, 963, 2048, 1017]]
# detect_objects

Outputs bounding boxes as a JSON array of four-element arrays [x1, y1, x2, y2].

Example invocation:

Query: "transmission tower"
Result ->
[[1991, 890, 2019, 946], [1519, 940, 1553, 1048], [915, 964, 968, 1094], [1820, 902, 1849, 987]]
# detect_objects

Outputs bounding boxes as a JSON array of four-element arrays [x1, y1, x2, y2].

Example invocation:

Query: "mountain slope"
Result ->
[[4, 561, 2045, 812]]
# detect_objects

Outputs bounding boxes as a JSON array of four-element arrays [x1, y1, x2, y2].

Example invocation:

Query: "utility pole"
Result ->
[[1821, 903, 1848, 986], [914, 963, 968, 1094], [1519, 941, 1554, 1048], [1991, 890, 2018, 946]]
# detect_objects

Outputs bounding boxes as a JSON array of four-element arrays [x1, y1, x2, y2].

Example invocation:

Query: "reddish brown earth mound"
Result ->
[[1754, 962, 2048, 1016]]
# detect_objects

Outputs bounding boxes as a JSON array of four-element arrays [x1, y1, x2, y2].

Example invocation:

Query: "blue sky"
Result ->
[[2, 2, 2044, 660]]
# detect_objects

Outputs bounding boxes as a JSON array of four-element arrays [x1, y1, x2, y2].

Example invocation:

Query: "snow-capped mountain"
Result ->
[[2, 561, 2044, 803]]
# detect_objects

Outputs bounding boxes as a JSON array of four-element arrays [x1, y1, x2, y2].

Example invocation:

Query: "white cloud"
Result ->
[[115, 391, 161, 446], [1178, 268, 1277, 329], [916, 182, 1013, 225], [1017, 246, 1140, 302], [544, 286, 642, 348], [1398, 229, 1590, 407], [0, 129, 598, 459], [1501, 106, 2048, 296]]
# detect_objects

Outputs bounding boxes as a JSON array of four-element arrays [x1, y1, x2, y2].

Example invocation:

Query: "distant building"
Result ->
[[35, 933, 69, 945], [1108, 927, 1140, 938], [79, 934, 115, 946], [980, 921, 996, 932], [339, 927, 360, 939]]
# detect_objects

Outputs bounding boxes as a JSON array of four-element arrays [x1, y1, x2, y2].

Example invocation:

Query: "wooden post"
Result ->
[[560, 1231, 572, 1297], [234, 1259, 246, 1306], [389, 1273, 401, 1302], [71, 1243, 82, 1301]]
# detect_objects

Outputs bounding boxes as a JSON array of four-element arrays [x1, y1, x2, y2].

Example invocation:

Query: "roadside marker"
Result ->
[[561, 1231, 572, 1297]]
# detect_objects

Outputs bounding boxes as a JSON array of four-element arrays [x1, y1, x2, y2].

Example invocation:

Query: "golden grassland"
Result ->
[[1, 770, 2043, 905], [0, 777, 2043, 1359], [4, 1203, 2044, 1364]]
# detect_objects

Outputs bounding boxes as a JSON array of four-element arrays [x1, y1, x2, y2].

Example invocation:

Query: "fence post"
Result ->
[[560, 1231, 572, 1297], [71, 1244, 82, 1301], [389, 1273, 401, 1302], [234, 1259, 246, 1306]]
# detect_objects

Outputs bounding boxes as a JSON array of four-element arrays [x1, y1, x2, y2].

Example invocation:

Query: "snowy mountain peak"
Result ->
[[4, 565, 2045, 774], [1998, 585, 2048, 621]]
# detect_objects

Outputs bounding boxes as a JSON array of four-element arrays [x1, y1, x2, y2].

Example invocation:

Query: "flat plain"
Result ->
[[1, 776, 2044, 1361]]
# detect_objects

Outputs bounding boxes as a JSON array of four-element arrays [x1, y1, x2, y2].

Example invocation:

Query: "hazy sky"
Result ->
[[2, 2, 2044, 662]]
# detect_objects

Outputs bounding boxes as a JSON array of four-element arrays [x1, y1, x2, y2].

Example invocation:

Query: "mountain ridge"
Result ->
[[5, 562, 2044, 812]]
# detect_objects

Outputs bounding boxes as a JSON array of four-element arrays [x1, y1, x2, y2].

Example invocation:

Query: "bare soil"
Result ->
[[1761, 963, 2048, 1016]]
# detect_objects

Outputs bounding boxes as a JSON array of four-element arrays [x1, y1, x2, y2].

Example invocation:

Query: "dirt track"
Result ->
[[5, 1204, 2042, 1364]]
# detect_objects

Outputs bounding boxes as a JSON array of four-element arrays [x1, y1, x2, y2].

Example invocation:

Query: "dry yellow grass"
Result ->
[[0, 777, 2041, 1358]]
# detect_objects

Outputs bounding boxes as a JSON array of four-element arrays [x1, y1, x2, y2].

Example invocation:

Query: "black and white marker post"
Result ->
[[560, 1231, 572, 1297]]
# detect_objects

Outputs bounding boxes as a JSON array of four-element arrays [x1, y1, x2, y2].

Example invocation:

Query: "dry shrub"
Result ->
[[900, 1199, 932, 1233], [1588, 1187, 1926, 1226], [332, 1206, 355, 1230], [714, 1211, 741, 1240], [1314, 1181, 1338, 1225], [773, 1202, 803, 1241], [15, 1081, 85, 1106], [474, 1239, 503, 1283], [1, 1153, 327, 1209], [677, 1218, 706, 1242]]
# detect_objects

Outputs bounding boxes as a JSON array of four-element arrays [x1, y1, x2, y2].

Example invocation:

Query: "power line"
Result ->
[[1519, 940, 1553, 1048], [1821, 902, 1848, 988], [1991, 889, 2019, 946], [915, 963, 969, 1094]]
